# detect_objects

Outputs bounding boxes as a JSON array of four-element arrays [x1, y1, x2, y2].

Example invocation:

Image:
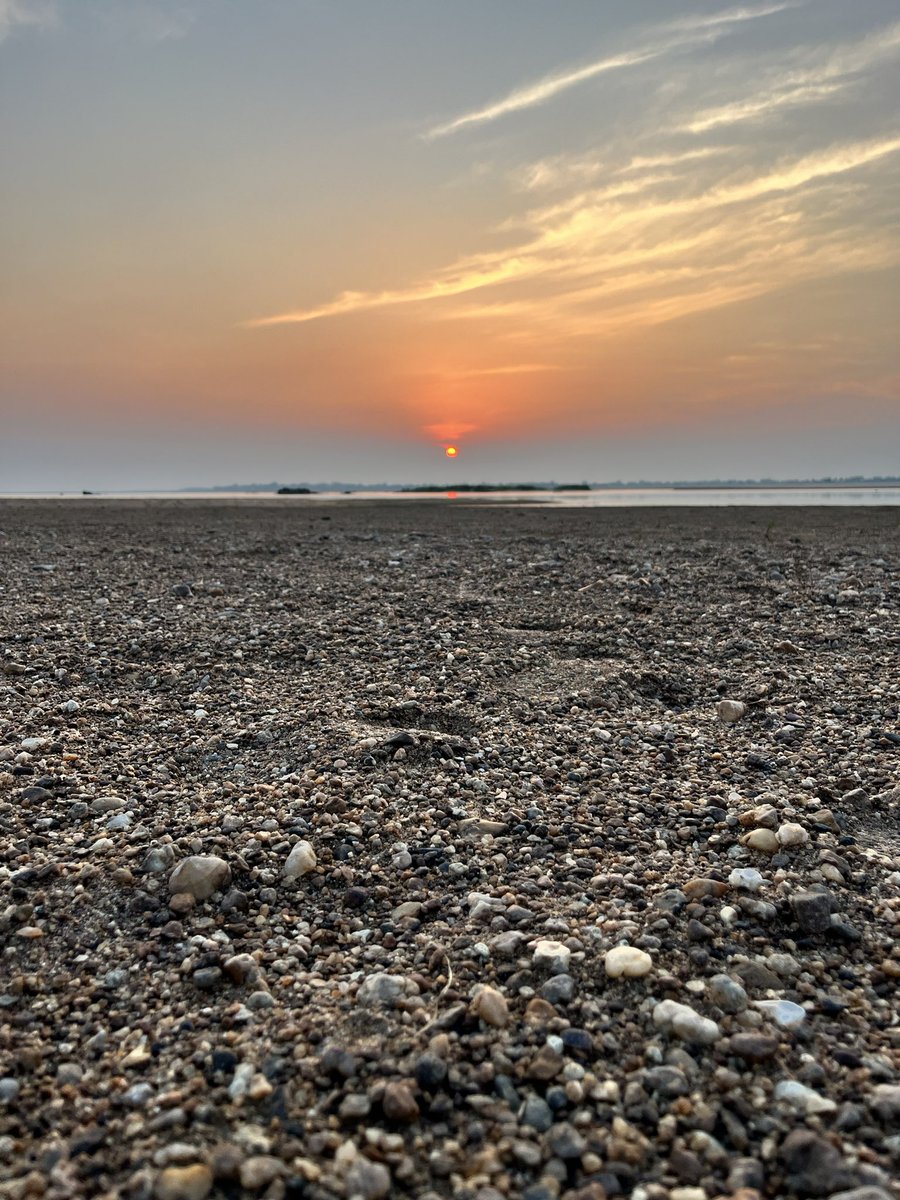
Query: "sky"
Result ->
[[2, 0, 899, 488]]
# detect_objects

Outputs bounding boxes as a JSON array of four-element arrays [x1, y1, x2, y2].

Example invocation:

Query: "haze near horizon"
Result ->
[[2, 0, 899, 490]]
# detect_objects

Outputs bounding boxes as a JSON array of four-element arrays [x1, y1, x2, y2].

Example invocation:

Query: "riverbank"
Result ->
[[1, 501, 898, 1199]]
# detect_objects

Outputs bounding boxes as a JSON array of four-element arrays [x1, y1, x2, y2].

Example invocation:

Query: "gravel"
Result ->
[[1, 498, 899, 1199]]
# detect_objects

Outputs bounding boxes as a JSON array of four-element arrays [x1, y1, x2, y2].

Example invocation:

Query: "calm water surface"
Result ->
[[4, 487, 899, 506]]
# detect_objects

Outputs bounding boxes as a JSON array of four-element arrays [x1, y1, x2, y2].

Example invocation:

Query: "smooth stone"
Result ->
[[777, 822, 809, 847], [730, 1033, 780, 1062], [683, 878, 729, 900], [728, 867, 764, 891], [472, 985, 509, 1028], [143, 845, 177, 873], [223, 954, 261, 986], [90, 796, 124, 813], [708, 974, 748, 1014], [154, 1164, 214, 1200], [167, 856, 231, 900], [775, 1080, 837, 1115], [780, 1130, 857, 1196], [283, 840, 317, 879], [238, 1156, 284, 1190], [754, 999, 806, 1028], [343, 1157, 391, 1199], [605, 945, 653, 979], [540, 974, 575, 1004], [869, 1084, 900, 1120], [414, 1053, 447, 1091], [653, 1000, 720, 1045], [717, 699, 747, 723], [532, 939, 571, 974], [828, 1190, 896, 1200], [521, 1096, 554, 1132], [741, 829, 779, 854]]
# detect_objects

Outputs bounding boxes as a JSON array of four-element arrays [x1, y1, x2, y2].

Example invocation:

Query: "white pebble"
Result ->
[[653, 1000, 720, 1045], [754, 999, 806, 1028], [532, 939, 571, 973], [604, 946, 653, 979], [283, 840, 317, 879], [774, 1080, 836, 1114], [728, 867, 764, 891], [776, 822, 809, 847]]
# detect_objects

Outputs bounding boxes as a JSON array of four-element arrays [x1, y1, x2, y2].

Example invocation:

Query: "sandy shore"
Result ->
[[1, 500, 899, 1200]]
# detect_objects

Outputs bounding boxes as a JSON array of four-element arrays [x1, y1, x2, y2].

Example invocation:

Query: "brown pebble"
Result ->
[[526, 1044, 564, 1082], [729, 1033, 780, 1061], [524, 998, 558, 1025], [381, 1081, 420, 1122], [683, 878, 729, 900], [154, 1163, 213, 1200]]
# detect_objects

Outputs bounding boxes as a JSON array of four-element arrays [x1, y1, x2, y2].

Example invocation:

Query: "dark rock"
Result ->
[[730, 1033, 780, 1061], [780, 1129, 860, 1197], [414, 1053, 448, 1091], [381, 1081, 419, 1122], [791, 890, 834, 933], [21, 787, 53, 803], [735, 961, 782, 990], [521, 1096, 553, 1132]]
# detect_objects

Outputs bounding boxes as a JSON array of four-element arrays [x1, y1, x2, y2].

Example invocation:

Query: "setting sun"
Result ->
[[445, 445, 459, 458]]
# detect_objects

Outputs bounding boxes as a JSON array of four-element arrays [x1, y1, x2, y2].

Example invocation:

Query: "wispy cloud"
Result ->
[[0, 0, 55, 43], [444, 363, 564, 378], [93, 1, 197, 44], [681, 20, 900, 133], [424, 2, 799, 139], [246, 133, 900, 331]]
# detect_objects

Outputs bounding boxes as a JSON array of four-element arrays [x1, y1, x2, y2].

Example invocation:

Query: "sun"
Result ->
[[445, 445, 459, 458]]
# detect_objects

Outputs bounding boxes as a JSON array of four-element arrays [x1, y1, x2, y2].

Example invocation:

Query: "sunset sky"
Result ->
[[2, 0, 899, 488]]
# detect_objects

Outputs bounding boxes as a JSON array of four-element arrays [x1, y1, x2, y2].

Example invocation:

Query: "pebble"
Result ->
[[775, 1080, 838, 1115], [708, 974, 748, 1013], [653, 1000, 720, 1045], [381, 1081, 419, 1122], [532, 939, 571, 974], [741, 828, 779, 853], [283, 839, 317, 879], [777, 822, 810, 847], [728, 867, 764, 891], [238, 1156, 284, 1190], [729, 1032, 780, 1061], [604, 945, 653, 978], [154, 1164, 213, 1200], [471, 985, 509, 1027], [343, 1156, 391, 1199], [167, 856, 231, 900], [540, 974, 575, 1003], [754, 999, 806, 1027], [717, 699, 747, 723], [521, 1096, 554, 1132], [356, 973, 406, 1006], [791, 889, 833, 932], [4, 502, 898, 1200]]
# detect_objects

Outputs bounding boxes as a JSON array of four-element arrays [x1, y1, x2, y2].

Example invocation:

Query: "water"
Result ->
[[3, 487, 898, 505]]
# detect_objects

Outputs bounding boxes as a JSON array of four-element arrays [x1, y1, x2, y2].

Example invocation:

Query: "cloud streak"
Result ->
[[424, 2, 799, 139], [681, 20, 900, 132], [246, 133, 900, 330], [0, 0, 55, 43]]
